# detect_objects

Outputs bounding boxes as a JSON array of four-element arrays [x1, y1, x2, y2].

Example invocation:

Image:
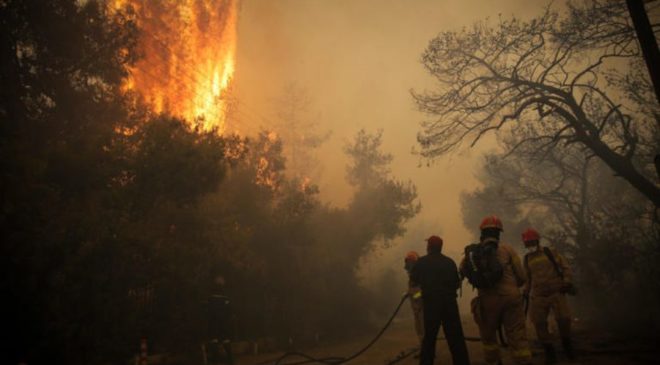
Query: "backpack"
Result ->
[[462, 242, 504, 289]]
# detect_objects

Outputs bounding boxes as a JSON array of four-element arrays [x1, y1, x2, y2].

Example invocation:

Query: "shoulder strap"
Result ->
[[543, 247, 563, 279]]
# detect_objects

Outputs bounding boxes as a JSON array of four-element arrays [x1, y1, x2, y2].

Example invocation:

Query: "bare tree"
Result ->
[[413, 0, 660, 206], [462, 140, 660, 326], [465, 143, 595, 248]]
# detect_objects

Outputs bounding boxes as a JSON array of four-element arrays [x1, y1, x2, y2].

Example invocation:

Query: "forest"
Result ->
[[2, 0, 659, 364]]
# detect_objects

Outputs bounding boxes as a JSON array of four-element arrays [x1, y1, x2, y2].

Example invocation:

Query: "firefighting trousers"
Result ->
[[471, 294, 532, 365], [410, 297, 425, 343], [419, 297, 470, 365], [529, 292, 571, 344]]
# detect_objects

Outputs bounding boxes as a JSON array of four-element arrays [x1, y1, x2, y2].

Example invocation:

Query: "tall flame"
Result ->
[[112, 0, 237, 133]]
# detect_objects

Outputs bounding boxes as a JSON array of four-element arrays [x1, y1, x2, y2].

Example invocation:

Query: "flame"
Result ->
[[112, 0, 237, 133]]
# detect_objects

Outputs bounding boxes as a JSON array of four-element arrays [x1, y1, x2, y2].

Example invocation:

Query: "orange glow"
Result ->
[[111, 0, 237, 133]]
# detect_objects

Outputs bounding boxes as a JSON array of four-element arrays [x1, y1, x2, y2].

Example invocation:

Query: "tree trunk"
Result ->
[[626, 0, 660, 106], [626, 0, 660, 180]]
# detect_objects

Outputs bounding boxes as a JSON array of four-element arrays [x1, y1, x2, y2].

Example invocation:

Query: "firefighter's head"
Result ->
[[521, 228, 541, 253], [426, 235, 443, 254], [479, 215, 503, 244], [404, 251, 419, 272]]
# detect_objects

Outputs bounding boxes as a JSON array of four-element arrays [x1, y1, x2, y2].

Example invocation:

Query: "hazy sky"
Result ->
[[233, 0, 553, 276]]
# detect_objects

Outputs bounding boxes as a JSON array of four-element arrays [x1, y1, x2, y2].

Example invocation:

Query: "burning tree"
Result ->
[[413, 0, 660, 206], [110, 0, 238, 132]]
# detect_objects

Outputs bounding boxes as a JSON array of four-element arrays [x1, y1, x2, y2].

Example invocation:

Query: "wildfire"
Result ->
[[111, 0, 237, 133]]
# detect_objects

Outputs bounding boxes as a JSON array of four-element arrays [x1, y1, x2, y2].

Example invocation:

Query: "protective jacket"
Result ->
[[407, 277, 424, 342], [523, 246, 573, 347], [461, 242, 532, 365], [474, 242, 527, 297], [523, 246, 572, 297]]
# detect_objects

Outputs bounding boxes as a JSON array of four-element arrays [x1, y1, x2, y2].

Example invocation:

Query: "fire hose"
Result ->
[[255, 293, 482, 365]]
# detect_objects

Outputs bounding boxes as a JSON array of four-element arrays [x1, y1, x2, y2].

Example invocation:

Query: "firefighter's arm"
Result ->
[[408, 264, 422, 299], [554, 249, 577, 295], [452, 261, 462, 290], [555, 250, 573, 284], [409, 262, 420, 287], [458, 257, 467, 279], [510, 249, 527, 288]]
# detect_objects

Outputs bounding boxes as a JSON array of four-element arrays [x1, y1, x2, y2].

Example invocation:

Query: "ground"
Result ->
[[232, 315, 659, 365]]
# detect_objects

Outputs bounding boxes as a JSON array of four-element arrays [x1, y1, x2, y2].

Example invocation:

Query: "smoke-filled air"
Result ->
[[1, 1, 658, 365]]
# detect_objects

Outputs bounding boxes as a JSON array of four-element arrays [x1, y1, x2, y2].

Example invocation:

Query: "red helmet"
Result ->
[[426, 235, 443, 251], [521, 228, 540, 243], [480, 215, 503, 231], [404, 251, 420, 263]]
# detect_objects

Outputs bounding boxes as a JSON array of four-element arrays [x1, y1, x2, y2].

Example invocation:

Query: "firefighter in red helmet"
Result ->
[[461, 215, 532, 365], [404, 250, 424, 345], [522, 228, 575, 364], [480, 215, 503, 231], [411, 236, 470, 365]]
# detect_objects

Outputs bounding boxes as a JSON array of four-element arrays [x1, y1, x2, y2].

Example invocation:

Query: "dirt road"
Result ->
[[235, 315, 658, 365]]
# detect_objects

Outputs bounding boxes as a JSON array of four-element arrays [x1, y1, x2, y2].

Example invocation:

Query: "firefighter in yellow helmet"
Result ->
[[521, 228, 575, 364], [460, 215, 532, 365], [404, 251, 424, 345]]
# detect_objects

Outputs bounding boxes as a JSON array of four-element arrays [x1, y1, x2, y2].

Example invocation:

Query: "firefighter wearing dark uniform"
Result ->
[[410, 236, 470, 365], [206, 275, 233, 365], [522, 228, 575, 364]]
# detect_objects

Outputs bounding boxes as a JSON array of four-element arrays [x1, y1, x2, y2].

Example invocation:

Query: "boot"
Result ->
[[562, 337, 575, 361], [221, 339, 234, 365], [543, 343, 557, 364]]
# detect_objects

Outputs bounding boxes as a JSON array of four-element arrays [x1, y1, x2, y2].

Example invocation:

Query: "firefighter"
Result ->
[[521, 228, 575, 363], [461, 215, 532, 365], [404, 251, 424, 346], [205, 275, 234, 365], [410, 236, 470, 365]]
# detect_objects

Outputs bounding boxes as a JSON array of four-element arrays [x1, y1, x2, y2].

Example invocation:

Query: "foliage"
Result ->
[[1, 0, 137, 362], [345, 130, 421, 244], [0, 2, 420, 363], [413, 0, 660, 205]]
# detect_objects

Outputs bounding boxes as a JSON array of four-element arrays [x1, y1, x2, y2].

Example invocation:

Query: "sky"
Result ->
[[232, 0, 555, 284]]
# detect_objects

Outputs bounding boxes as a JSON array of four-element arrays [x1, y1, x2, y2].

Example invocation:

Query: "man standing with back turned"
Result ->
[[461, 216, 532, 365], [410, 235, 470, 365]]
